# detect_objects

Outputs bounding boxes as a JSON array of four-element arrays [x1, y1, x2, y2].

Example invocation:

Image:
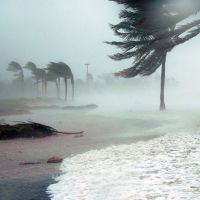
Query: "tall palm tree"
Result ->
[[47, 62, 74, 101], [7, 61, 24, 95], [108, 0, 200, 110], [24, 62, 46, 97]]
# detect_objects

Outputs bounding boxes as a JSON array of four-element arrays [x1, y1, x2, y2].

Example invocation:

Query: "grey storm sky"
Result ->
[[0, 0, 200, 89]]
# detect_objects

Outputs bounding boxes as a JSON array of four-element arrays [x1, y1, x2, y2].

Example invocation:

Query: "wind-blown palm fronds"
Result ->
[[24, 62, 47, 97], [0, 121, 84, 140], [7, 61, 24, 94], [107, 0, 200, 110], [47, 62, 74, 100]]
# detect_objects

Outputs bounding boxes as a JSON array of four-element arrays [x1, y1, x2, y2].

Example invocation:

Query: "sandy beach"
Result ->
[[0, 102, 164, 200], [1, 98, 199, 200]]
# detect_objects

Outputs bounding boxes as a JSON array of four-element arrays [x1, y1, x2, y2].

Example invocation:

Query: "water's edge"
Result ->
[[48, 134, 200, 200], [0, 178, 54, 200]]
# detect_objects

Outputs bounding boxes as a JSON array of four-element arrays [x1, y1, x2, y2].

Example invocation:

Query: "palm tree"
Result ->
[[108, 0, 200, 110], [24, 62, 46, 97], [44, 70, 60, 98], [7, 61, 24, 95], [47, 62, 74, 101]]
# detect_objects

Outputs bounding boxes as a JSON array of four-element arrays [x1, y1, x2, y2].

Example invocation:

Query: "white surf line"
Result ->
[[47, 133, 200, 200]]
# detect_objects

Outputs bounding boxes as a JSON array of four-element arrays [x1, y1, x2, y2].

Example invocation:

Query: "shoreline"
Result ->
[[0, 101, 174, 200], [0, 134, 159, 200], [0, 177, 53, 200]]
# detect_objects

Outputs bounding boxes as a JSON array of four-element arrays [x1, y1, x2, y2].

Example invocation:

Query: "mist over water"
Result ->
[[44, 76, 200, 200], [46, 90, 200, 200], [1, 1, 200, 200]]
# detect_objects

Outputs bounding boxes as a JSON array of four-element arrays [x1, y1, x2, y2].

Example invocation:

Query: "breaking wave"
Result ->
[[47, 134, 200, 200]]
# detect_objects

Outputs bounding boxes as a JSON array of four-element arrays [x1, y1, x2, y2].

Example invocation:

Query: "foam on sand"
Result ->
[[47, 133, 200, 200]]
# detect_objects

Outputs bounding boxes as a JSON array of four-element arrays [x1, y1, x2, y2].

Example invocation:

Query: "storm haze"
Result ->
[[0, 0, 122, 80], [0, 0, 200, 88], [2, 2, 200, 200]]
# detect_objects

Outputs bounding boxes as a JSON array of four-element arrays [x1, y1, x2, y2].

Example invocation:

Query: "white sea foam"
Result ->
[[47, 134, 200, 200]]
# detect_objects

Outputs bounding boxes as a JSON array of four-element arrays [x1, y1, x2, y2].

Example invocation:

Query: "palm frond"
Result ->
[[7, 61, 22, 72], [108, 0, 200, 78]]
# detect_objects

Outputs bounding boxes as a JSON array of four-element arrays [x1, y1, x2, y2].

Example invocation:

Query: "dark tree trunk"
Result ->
[[42, 79, 46, 97], [36, 79, 39, 98], [160, 54, 167, 111], [55, 80, 59, 99], [64, 78, 68, 101], [44, 81, 47, 97], [20, 71, 24, 97], [58, 78, 61, 98], [71, 75, 74, 100], [42, 81, 44, 97], [21, 79, 24, 97]]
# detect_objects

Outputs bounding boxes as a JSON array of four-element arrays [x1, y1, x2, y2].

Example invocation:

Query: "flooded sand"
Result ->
[[46, 108, 200, 200], [0, 108, 164, 181], [1, 101, 200, 200]]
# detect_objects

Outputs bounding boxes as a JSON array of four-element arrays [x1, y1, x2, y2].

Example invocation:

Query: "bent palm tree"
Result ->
[[7, 61, 24, 95], [108, 0, 200, 110], [47, 62, 74, 101], [24, 62, 47, 97]]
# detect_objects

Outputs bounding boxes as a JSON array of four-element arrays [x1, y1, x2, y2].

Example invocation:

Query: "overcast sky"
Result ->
[[0, 0, 200, 89]]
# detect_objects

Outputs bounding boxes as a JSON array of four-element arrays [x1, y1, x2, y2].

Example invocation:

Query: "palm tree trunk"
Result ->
[[55, 80, 59, 99], [20, 71, 24, 97], [21, 79, 24, 97], [42, 81, 45, 97], [64, 78, 68, 101], [71, 76, 74, 100], [45, 81, 47, 97], [41, 82, 43, 97], [160, 54, 167, 111], [36, 79, 39, 98], [58, 78, 61, 98]]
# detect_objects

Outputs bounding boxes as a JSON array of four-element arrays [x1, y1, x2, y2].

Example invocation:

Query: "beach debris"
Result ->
[[0, 121, 84, 140], [0, 122, 57, 140], [19, 161, 42, 165], [47, 156, 63, 164]]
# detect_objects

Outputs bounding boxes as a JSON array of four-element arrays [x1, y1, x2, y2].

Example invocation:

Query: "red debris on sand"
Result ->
[[47, 156, 63, 164]]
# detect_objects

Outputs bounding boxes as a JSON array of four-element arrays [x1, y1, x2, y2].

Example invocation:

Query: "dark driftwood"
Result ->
[[0, 122, 84, 140]]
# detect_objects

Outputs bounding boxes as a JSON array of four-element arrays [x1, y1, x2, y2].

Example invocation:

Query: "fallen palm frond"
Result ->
[[0, 121, 84, 140]]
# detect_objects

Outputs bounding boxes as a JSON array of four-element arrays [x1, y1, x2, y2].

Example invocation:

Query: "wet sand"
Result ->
[[0, 135, 158, 200], [0, 107, 164, 200]]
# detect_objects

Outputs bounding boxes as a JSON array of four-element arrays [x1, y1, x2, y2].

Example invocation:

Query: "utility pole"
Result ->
[[85, 63, 90, 82]]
